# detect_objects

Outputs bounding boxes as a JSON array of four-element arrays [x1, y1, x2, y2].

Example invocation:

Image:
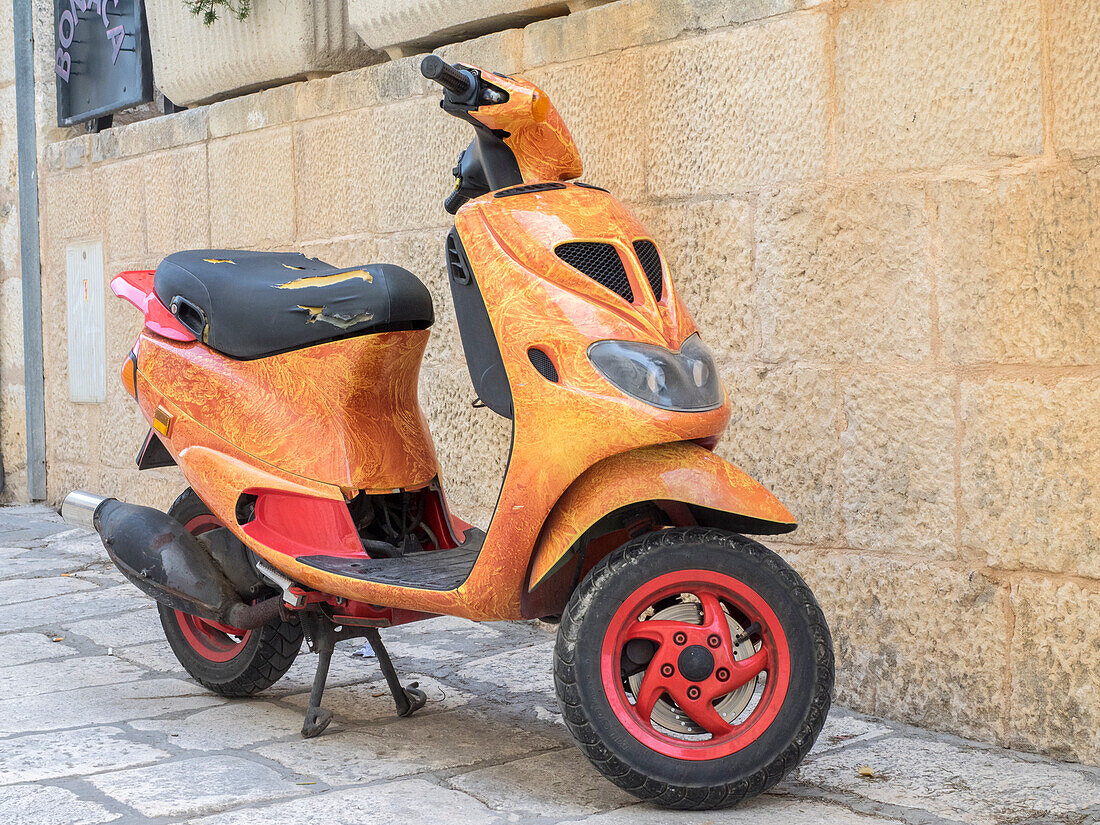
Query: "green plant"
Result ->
[[185, 0, 252, 25]]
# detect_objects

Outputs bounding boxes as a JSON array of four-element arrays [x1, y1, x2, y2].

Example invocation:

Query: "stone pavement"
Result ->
[[0, 503, 1096, 825]]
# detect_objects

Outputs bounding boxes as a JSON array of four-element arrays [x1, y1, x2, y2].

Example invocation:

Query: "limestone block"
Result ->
[[294, 113, 378, 240], [144, 145, 210, 255], [349, 0, 609, 57], [523, 0, 692, 67], [788, 551, 1009, 743], [146, 0, 379, 107], [840, 373, 957, 558], [0, 277, 23, 373], [0, 87, 16, 188], [632, 198, 755, 359], [757, 183, 931, 362], [836, 0, 1043, 174], [934, 168, 1100, 365], [208, 83, 300, 140], [720, 365, 840, 545], [960, 378, 1100, 578], [419, 364, 511, 528], [690, 0, 802, 31], [296, 57, 424, 121], [40, 168, 101, 246], [438, 28, 526, 77], [1050, 1, 1100, 158], [0, 4, 13, 83], [1010, 578, 1100, 764], [208, 128, 295, 249], [114, 109, 208, 159], [95, 159, 146, 262], [643, 12, 828, 196], [1, 383, 26, 476], [524, 53, 646, 200], [371, 98, 468, 232]]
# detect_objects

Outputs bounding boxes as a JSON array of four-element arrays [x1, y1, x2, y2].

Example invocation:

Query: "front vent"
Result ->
[[527, 348, 559, 382], [633, 240, 664, 302], [554, 242, 634, 303]]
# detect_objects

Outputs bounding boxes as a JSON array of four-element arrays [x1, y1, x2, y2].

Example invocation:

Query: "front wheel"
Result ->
[[554, 528, 833, 810]]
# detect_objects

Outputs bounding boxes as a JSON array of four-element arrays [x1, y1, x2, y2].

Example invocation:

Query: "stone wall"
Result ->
[[11, 0, 1100, 764]]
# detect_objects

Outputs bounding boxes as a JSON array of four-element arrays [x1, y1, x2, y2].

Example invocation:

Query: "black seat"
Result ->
[[153, 250, 434, 360]]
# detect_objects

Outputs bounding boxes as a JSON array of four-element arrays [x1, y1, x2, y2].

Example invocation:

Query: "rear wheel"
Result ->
[[158, 489, 303, 697], [554, 528, 833, 809]]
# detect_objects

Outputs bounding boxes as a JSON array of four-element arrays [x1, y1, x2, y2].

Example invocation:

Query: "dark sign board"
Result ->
[[54, 0, 154, 127]]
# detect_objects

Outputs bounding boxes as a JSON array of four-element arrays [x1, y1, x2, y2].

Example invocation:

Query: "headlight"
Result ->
[[588, 333, 723, 412]]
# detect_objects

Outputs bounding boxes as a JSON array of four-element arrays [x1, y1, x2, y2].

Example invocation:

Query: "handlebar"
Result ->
[[420, 55, 475, 98]]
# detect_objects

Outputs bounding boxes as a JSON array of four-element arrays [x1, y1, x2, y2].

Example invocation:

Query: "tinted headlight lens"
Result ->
[[588, 333, 723, 412]]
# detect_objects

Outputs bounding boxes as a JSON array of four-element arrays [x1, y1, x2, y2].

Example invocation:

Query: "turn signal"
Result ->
[[120, 351, 138, 399]]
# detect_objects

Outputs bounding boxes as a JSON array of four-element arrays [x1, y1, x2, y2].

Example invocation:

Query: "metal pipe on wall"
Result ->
[[12, 0, 48, 500]]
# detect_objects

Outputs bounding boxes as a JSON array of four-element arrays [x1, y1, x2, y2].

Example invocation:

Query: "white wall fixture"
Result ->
[[66, 241, 107, 404], [348, 0, 610, 58], [145, 0, 379, 106]]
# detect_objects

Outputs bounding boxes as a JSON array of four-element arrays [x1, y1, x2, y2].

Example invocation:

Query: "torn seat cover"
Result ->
[[153, 250, 434, 359]]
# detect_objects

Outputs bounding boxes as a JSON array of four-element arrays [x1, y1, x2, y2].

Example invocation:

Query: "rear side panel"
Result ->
[[135, 330, 438, 493]]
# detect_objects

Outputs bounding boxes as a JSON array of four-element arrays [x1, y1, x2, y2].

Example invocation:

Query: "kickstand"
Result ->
[[365, 627, 426, 718], [301, 619, 335, 739]]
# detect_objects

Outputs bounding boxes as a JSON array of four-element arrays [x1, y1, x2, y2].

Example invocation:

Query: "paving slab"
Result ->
[[0, 654, 147, 698], [129, 701, 309, 750], [0, 726, 168, 785], [0, 585, 148, 632], [0, 575, 96, 605], [281, 672, 474, 724], [86, 754, 305, 819], [449, 747, 637, 819], [255, 709, 560, 785], [111, 640, 189, 674], [0, 782, 120, 825], [559, 795, 912, 824], [796, 735, 1100, 825], [190, 779, 508, 825], [62, 605, 164, 648], [0, 630, 80, 665], [0, 677, 222, 736]]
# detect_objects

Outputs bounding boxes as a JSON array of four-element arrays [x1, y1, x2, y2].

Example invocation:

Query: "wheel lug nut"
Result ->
[[707, 634, 722, 648], [716, 667, 730, 681], [673, 632, 687, 645], [687, 686, 701, 700], [660, 664, 674, 677]]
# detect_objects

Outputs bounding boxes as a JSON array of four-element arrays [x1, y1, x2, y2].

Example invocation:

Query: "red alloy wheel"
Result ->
[[173, 514, 252, 663], [600, 569, 791, 761]]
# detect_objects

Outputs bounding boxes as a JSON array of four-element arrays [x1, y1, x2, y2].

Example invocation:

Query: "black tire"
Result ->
[[158, 489, 303, 697], [554, 527, 834, 810]]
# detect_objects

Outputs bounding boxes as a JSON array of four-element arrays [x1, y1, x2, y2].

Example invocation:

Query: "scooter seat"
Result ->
[[153, 250, 434, 360]]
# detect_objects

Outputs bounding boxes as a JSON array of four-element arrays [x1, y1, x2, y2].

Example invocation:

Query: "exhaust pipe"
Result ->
[[61, 490, 283, 630]]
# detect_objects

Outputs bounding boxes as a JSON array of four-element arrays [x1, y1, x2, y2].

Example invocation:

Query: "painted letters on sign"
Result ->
[[53, 0, 153, 127]]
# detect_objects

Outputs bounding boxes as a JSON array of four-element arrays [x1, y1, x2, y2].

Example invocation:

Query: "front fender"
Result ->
[[526, 441, 795, 592]]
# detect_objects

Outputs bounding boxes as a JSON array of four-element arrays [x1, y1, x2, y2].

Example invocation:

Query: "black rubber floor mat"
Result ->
[[297, 528, 485, 592]]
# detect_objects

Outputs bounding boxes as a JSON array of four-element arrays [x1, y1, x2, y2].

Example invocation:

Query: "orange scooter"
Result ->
[[63, 57, 833, 809]]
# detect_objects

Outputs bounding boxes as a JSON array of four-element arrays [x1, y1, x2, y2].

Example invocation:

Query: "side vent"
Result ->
[[528, 348, 559, 383], [445, 232, 471, 285], [555, 242, 634, 303], [633, 240, 664, 302]]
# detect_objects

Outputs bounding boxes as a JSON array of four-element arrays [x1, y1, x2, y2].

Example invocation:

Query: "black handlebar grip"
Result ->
[[421, 55, 474, 97], [444, 189, 470, 215]]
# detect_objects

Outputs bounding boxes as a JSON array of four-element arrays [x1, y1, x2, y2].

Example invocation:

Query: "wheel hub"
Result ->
[[677, 644, 714, 682]]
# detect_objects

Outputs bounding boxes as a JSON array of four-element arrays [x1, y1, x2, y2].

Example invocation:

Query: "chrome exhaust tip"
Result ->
[[60, 490, 114, 531]]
